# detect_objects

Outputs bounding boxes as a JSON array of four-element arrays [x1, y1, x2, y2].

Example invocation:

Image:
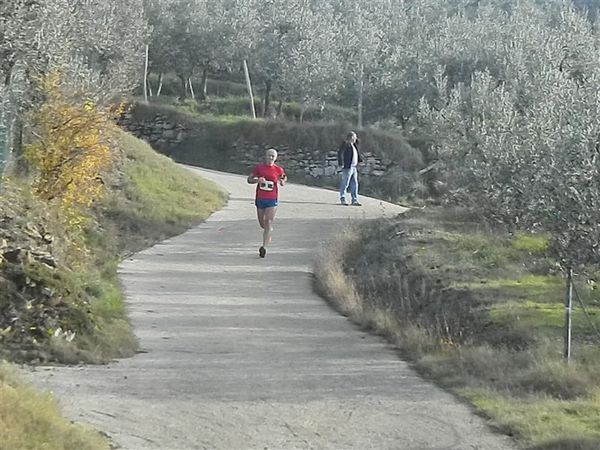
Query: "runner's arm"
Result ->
[[248, 167, 266, 184], [279, 173, 287, 186]]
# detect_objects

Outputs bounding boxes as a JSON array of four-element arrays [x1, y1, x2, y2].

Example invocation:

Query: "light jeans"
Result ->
[[339, 167, 359, 204]]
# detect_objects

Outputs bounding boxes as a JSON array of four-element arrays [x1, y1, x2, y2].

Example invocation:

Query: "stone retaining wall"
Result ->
[[234, 143, 390, 179], [118, 112, 392, 179], [118, 112, 186, 147]]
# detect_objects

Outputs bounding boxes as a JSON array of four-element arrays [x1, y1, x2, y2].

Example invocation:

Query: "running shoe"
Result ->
[[259, 246, 266, 258]]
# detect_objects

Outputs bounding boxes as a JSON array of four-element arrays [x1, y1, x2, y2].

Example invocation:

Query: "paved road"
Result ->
[[28, 168, 516, 450]]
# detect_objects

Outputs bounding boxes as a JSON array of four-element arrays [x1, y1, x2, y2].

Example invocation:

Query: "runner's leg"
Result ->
[[262, 206, 277, 247], [257, 207, 266, 229]]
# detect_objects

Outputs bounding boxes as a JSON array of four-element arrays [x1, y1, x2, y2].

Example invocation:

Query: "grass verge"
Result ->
[[0, 363, 109, 450], [314, 207, 600, 449], [49, 130, 228, 363], [1, 130, 227, 447]]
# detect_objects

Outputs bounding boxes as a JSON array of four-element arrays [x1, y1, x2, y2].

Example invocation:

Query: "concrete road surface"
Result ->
[[27, 167, 516, 450]]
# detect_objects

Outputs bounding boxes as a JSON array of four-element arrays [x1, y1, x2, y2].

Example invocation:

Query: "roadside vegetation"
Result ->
[[0, 131, 225, 446], [141, 83, 358, 123], [0, 363, 109, 450], [315, 208, 600, 449], [1, 96, 226, 364]]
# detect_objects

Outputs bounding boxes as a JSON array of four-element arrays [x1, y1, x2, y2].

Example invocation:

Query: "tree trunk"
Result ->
[[7, 116, 27, 175], [179, 75, 187, 99], [188, 77, 195, 100], [276, 99, 283, 118], [200, 68, 208, 100], [299, 105, 306, 123], [263, 79, 272, 117], [0, 117, 7, 175], [156, 73, 163, 97]]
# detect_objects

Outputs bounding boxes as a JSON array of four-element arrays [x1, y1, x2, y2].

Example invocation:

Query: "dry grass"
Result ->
[[0, 363, 109, 450], [314, 208, 600, 449], [314, 227, 364, 317]]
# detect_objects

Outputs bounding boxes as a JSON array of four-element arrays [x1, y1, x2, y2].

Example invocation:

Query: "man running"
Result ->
[[247, 148, 287, 258]]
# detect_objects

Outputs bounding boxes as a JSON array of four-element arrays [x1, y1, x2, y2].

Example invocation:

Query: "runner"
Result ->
[[247, 148, 287, 258]]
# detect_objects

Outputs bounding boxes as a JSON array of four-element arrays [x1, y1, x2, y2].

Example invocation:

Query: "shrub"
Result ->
[[25, 72, 121, 228]]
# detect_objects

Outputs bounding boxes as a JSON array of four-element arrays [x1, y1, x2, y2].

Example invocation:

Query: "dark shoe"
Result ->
[[259, 246, 266, 258], [351, 202, 362, 206]]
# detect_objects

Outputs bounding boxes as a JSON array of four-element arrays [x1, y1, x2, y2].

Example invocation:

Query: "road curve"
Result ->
[[27, 167, 516, 450]]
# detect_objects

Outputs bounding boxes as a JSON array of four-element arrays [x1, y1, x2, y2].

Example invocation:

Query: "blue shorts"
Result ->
[[255, 199, 278, 209]]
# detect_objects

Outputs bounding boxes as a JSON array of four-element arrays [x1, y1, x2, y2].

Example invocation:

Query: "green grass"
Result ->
[[512, 232, 550, 253], [140, 88, 357, 122], [100, 132, 227, 253], [442, 233, 521, 268], [54, 131, 228, 363], [315, 207, 600, 448], [0, 363, 109, 450], [464, 387, 600, 447]]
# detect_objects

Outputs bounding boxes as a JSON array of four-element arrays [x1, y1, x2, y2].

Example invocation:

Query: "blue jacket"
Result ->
[[337, 142, 363, 169]]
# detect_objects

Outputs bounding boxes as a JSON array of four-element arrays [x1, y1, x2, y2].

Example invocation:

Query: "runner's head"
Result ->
[[265, 148, 278, 165]]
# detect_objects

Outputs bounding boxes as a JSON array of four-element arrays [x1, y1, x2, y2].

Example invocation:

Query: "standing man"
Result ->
[[247, 148, 287, 258], [337, 131, 362, 206]]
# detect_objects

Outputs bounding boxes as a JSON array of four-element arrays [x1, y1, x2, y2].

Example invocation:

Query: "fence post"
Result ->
[[563, 267, 573, 363]]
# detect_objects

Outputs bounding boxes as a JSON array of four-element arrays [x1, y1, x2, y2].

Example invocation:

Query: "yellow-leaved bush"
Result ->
[[25, 72, 122, 227]]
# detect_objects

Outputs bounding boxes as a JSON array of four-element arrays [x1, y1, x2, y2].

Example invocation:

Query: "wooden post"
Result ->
[[143, 44, 149, 103], [243, 59, 256, 119], [564, 268, 573, 363], [358, 64, 364, 128]]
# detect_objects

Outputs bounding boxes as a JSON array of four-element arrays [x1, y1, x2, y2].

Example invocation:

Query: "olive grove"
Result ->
[[2, 0, 600, 264], [0, 0, 149, 172], [416, 1, 600, 265]]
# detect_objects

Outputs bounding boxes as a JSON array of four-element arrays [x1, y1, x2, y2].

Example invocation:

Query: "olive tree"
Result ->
[[330, 0, 393, 128], [36, 0, 150, 103], [0, 0, 150, 172], [278, 2, 343, 120], [147, 0, 257, 100], [418, 0, 600, 266], [247, 0, 308, 117]]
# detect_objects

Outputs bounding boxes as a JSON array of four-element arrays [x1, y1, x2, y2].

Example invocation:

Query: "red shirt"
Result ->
[[251, 164, 286, 200]]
